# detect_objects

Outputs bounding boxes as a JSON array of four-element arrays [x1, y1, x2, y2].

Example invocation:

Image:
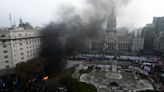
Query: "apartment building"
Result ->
[[0, 26, 41, 70]]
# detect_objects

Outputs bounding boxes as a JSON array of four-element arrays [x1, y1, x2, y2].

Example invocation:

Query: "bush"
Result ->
[[16, 58, 48, 83]]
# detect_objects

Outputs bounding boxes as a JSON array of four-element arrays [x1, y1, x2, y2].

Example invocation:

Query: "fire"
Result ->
[[42, 76, 48, 81]]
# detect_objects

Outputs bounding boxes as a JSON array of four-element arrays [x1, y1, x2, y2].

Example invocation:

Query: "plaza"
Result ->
[[77, 61, 154, 92]]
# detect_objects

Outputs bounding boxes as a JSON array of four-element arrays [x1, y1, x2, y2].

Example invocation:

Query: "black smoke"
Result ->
[[40, 0, 130, 76]]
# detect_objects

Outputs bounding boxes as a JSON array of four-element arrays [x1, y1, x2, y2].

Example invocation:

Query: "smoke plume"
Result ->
[[40, 0, 130, 75]]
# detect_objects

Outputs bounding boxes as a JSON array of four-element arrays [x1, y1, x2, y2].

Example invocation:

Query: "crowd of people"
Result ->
[[0, 75, 47, 92]]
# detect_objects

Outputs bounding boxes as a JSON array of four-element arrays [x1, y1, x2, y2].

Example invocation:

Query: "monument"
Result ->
[[105, 59, 122, 79], [112, 60, 117, 72]]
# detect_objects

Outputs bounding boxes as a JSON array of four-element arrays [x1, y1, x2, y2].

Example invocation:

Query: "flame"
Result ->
[[42, 76, 48, 81]]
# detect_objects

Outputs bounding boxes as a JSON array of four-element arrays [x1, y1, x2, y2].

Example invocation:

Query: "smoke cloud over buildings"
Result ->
[[40, 0, 130, 75]]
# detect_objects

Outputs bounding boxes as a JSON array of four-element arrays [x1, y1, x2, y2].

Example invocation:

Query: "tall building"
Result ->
[[153, 17, 164, 33], [141, 17, 164, 53], [153, 17, 164, 51], [156, 31, 164, 53], [142, 24, 156, 52], [0, 21, 41, 70]]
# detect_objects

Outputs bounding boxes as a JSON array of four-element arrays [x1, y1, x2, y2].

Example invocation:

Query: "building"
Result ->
[[88, 9, 144, 54], [131, 37, 144, 52], [118, 34, 132, 52], [117, 27, 129, 37], [153, 17, 164, 33], [0, 21, 41, 70], [106, 9, 117, 33], [153, 17, 164, 51], [142, 24, 155, 53], [141, 17, 164, 53], [131, 29, 144, 52], [157, 31, 164, 53], [89, 9, 118, 53]]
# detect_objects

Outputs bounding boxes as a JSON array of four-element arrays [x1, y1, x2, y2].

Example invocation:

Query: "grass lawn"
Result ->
[[48, 67, 97, 92]]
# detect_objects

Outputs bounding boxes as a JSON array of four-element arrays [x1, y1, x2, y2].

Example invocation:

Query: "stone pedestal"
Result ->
[[112, 60, 117, 72]]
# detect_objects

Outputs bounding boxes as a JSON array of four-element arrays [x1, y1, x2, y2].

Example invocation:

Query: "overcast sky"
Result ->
[[0, 0, 164, 28]]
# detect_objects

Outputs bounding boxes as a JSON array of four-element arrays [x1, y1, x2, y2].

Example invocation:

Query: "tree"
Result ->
[[16, 58, 48, 83]]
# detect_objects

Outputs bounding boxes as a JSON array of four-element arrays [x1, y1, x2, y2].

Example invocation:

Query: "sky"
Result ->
[[0, 0, 164, 28]]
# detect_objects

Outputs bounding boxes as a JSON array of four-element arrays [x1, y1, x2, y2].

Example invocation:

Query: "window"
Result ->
[[20, 48, 23, 50], [0, 34, 5, 37], [3, 50, 8, 53], [5, 65, 9, 68], [2, 40, 6, 43], [3, 45, 7, 48], [18, 33, 21, 36], [4, 55, 8, 58], [20, 43, 23, 46], [21, 57, 24, 60], [5, 61, 8, 63], [20, 52, 24, 55]]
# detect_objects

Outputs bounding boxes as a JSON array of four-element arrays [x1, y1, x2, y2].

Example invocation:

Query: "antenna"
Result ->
[[9, 13, 12, 27]]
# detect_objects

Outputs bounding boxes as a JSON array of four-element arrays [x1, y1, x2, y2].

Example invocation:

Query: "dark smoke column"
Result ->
[[40, 23, 67, 76]]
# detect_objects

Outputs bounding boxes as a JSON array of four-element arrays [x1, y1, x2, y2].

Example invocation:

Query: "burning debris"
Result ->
[[42, 76, 49, 81]]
